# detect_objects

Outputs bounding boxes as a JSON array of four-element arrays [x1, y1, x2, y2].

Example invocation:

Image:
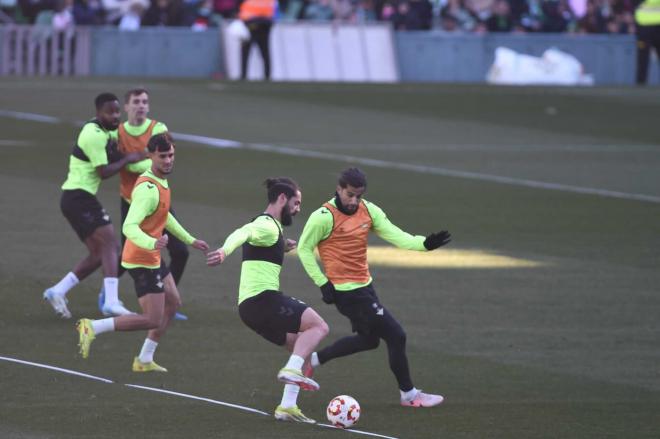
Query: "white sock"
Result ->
[[138, 338, 159, 363], [284, 354, 305, 372], [280, 384, 300, 408], [51, 272, 79, 296], [310, 352, 320, 368], [91, 318, 115, 335], [103, 277, 119, 305], [400, 387, 418, 401]]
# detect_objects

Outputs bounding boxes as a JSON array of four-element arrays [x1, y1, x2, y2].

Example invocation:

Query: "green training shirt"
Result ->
[[61, 121, 116, 195], [297, 198, 427, 291], [123, 119, 168, 174], [221, 215, 283, 304], [122, 169, 195, 269]]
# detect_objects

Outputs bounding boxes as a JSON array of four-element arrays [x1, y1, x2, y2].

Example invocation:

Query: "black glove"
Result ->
[[424, 230, 451, 250], [320, 281, 336, 304]]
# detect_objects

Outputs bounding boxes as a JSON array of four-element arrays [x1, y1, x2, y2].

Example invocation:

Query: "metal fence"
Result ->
[[0, 25, 91, 76]]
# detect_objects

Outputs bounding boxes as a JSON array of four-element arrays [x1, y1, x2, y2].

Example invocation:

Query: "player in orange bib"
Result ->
[[76, 133, 209, 370], [298, 167, 452, 408]]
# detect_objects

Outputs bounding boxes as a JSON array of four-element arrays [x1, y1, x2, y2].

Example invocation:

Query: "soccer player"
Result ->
[[99, 88, 190, 320], [43, 93, 144, 319], [206, 177, 328, 423], [76, 133, 209, 371], [297, 167, 451, 408]]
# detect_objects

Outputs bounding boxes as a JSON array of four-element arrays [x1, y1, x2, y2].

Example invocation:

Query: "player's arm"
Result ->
[[82, 127, 143, 179], [164, 213, 195, 245], [368, 201, 451, 251], [122, 182, 159, 249], [125, 158, 152, 174], [298, 208, 333, 286], [368, 201, 428, 251]]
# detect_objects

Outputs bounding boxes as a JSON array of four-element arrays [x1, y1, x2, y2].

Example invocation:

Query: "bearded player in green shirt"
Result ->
[[298, 167, 451, 408], [206, 177, 328, 424], [43, 93, 144, 319]]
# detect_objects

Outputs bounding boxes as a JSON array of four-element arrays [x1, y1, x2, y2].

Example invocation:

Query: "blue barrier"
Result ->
[[395, 32, 659, 85], [90, 27, 224, 78]]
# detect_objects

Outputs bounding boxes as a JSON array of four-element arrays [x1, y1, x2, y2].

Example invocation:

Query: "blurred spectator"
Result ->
[[239, 0, 276, 80], [409, 0, 432, 28], [485, 0, 514, 31], [101, 0, 147, 23], [635, 0, 660, 84], [213, 0, 236, 17], [72, 0, 103, 24], [577, 0, 608, 31], [191, 0, 216, 28], [19, 0, 55, 23], [1, 0, 17, 22], [142, 0, 185, 25], [354, 0, 377, 21], [303, 0, 334, 20], [118, 0, 143, 28], [390, 0, 432, 29], [541, 0, 573, 32], [440, 0, 479, 31], [52, 0, 74, 30]]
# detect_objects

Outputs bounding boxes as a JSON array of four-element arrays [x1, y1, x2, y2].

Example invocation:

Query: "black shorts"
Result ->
[[238, 290, 308, 346], [60, 189, 112, 241], [127, 262, 170, 298], [334, 283, 387, 336]]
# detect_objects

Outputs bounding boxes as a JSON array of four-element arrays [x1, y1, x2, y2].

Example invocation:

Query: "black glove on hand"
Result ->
[[424, 230, 451, 250], [320, 281, 336, 304]]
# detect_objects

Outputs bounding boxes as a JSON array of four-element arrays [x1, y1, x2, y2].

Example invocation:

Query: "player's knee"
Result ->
[[364, 335, 380, 350], [317, 319, 330, 338]]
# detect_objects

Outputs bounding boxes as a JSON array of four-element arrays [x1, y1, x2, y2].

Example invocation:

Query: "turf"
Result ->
[[0, 78, 659, 438]]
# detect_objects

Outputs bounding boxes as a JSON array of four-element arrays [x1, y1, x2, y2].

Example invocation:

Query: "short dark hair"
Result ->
[[147, 132, 174, 152], [264, 177, 299, 203], [125, 88, 149, 103], [338, 167, 367, 189], [95, 93, 119, 110]]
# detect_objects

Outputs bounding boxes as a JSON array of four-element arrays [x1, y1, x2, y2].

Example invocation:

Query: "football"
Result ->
[[326, 395, 361, 428]]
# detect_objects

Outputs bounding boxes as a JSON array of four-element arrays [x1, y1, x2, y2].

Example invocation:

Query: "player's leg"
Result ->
[[377, 307, 444, 408], [92, 224, 133, 316], [99, 198, 130, 312], [45, 190, 106, 318], [275, 309, 326, 424], [133, 269, 178, 372], [165, 207, 189, 321], [313, 286, 381, 365]]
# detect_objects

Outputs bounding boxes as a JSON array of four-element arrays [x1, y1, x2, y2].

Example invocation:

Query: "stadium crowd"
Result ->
[[0, 0, 637, 33]]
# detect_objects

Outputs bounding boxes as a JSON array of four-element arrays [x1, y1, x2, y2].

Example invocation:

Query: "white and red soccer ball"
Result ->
[[326, 395, 361, 428]]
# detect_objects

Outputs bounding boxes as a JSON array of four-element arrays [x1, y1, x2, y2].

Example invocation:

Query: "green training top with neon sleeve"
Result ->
[[61, 121, 116, 195], [122, 169, 195, 269], [221, 215, 284, 304], [297, 198, 427, 291], [124, 119, 168, 174]]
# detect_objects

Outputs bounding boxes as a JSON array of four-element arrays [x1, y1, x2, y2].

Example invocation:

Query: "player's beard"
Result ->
[[281, 203, 293, 226]]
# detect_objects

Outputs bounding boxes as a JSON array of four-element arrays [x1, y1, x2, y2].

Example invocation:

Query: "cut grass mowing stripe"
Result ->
[[6, 107, 655, 204], [0, 355, 400, 438], [0, 355, 114, 383], [124, 383, 270, 416]]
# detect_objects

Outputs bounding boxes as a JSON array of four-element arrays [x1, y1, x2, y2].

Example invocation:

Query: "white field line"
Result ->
[[124, 383, 270, 416], [0, 355, 401, 439], [2, 108, 658, 204], [0, 355, 114, 383]]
